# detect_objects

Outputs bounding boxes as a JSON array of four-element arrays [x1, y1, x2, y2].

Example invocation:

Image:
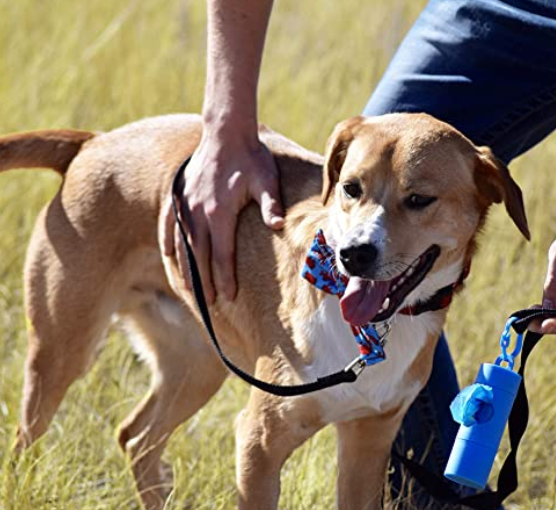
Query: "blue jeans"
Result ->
[[363, 0, 556, 506]]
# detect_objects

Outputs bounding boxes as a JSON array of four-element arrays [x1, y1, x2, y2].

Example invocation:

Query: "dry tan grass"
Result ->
[[1, 0, 556, 508]]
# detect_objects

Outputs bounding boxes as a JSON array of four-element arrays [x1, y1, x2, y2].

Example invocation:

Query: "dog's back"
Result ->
[[2, 114, 329, 510]]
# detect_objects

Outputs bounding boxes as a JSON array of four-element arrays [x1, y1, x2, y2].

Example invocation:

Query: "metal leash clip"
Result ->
[[375, 321, 392, 346], [344, 356, 368, 377]]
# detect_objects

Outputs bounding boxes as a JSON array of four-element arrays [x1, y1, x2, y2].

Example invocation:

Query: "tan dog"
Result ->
[[2, 113, 529, 510]]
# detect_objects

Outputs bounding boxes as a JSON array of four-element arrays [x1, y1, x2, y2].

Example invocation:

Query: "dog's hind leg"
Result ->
[[14, 206, 118, 452], [116, 300, 227, 510]]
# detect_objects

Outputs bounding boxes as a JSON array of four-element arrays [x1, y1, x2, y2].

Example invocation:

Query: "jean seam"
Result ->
[[476, 83, 556, 147]]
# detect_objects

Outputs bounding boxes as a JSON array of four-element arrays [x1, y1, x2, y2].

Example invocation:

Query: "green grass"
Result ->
[[1, 0, 556, 508]]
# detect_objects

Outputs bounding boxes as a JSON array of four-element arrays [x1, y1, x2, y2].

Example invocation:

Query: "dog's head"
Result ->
[[322, 114, 529, 326]]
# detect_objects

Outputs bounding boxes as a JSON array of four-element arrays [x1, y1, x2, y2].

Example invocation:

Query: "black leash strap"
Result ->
[[393, 307, 556, 510], [171, 156, 361, 397]]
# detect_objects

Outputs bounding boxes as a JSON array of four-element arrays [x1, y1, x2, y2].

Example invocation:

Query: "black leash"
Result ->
[[392, 307, 556, 509], [171, 156, 363, 397]]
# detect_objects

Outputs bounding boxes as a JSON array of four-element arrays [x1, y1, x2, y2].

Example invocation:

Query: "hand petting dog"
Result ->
[[530, 239, 556, 334]]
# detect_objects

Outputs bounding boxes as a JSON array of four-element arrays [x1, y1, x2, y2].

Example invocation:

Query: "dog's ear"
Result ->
[[474, 146, 530, 240], [322, 116, 364, 204]]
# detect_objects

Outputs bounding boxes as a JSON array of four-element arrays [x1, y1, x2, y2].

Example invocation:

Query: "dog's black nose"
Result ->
[[339, 244, 378, 276]]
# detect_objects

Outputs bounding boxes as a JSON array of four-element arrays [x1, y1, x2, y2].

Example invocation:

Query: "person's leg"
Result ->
[[386, 335, 464, 506], [364, 0, 556, 506], [365, 0, 556, 163]]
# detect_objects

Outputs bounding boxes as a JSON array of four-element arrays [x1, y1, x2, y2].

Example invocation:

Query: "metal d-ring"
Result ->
[[376, 321, 392, 346]]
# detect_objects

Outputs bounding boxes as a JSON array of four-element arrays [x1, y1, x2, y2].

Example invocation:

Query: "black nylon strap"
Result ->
[[171, 157, 359, 397], [394, 308, 556, 510]]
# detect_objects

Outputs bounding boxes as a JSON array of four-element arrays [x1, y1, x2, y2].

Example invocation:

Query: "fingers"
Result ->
[[528, 304, 543, 333], [164, 192, 216, 304], [184, 202, 216, 305], [251, 156, 284, 230], [528, 312, 556, 334], [539, 318, 556, 334], [207, 205, 238, 301], [529, 239, 556, 334], [163, 171, 230, 305], [258, 189, 285, 230], [542, 240, 556, 309]]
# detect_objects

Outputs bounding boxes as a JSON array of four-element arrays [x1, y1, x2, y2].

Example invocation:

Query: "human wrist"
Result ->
[[202, 107, 260, 150]]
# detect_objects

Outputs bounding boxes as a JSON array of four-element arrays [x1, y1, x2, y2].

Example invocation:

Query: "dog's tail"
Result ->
[[0, 129, 96, 175]]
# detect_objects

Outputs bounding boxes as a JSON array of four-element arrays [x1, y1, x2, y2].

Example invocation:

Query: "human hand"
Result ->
[[161, 125, 284, 305], [529, 239, 556, 334]]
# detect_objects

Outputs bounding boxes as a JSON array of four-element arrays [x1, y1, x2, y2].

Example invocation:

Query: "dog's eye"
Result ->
[[405, 194, 437, 210], [342, 182, 362, 199]]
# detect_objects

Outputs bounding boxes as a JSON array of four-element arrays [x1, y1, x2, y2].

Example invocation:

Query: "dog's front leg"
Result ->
[[335, 410, 405, 510], [235, 392, 324, 509]]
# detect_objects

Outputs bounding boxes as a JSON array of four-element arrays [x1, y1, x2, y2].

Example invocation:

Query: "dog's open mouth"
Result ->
[[339, 245, 441, 326]]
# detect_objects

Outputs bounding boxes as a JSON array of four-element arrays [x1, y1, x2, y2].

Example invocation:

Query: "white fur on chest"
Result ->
[[300, 295, 440, 424]]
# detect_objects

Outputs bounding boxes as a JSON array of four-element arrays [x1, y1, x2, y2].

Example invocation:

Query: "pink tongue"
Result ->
[[340, 277, 392, 326]]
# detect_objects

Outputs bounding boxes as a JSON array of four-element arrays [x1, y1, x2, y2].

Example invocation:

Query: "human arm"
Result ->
[[161, 0, 283, 304]]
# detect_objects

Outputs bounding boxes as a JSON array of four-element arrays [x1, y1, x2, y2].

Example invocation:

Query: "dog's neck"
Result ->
[[279, 194, 468, 330], [294, 291, 447, 422], [293, 251, 458, 422]]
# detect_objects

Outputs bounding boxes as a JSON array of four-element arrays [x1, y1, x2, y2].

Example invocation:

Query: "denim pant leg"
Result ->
[[363, 0, 556, 507], [364, 0, 556, 163]]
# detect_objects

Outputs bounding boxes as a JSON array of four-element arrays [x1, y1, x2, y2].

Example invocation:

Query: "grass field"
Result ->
[[1, 0, 556, 508]]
